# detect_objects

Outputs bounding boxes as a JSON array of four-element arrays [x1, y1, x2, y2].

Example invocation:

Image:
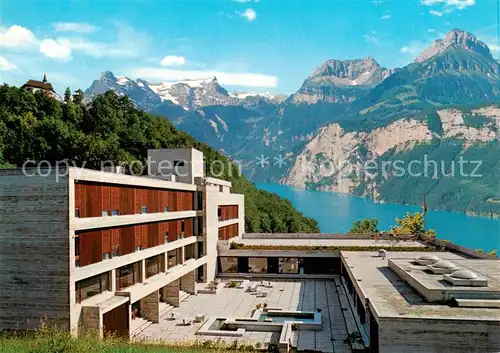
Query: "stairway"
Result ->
[[180, 290, 191, 303], [130, 317, 152, 337], [159, 302, 174, 318]]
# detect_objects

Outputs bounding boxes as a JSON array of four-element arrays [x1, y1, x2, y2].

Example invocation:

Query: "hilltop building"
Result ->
[[21, 73, 55, 97]]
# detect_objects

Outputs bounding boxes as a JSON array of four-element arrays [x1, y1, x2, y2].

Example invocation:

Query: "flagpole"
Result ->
[[423, 194, 427, 233]]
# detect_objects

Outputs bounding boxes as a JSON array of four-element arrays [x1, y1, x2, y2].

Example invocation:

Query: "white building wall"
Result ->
[[204, 183, 244, 282]]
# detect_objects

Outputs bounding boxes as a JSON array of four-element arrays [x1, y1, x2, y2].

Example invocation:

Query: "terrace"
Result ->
[[135, 279, 362, 353]]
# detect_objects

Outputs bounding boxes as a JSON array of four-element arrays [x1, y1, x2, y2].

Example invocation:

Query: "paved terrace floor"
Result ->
[[135, 280, 354, 353]]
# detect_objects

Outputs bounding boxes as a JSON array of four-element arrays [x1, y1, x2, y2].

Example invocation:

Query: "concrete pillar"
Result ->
[[140, 290, 159, 323], [181, 247, 185, 264], [140, 260, 146, 283], [80, 306, 102, 338], [162, 253, 168, 273], [162, 279, 180, 307], [180, 270, 197, 295], [110, 269, 117, 292]]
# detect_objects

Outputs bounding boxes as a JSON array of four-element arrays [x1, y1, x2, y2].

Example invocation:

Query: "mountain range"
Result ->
[[84, 28, 500, 216]]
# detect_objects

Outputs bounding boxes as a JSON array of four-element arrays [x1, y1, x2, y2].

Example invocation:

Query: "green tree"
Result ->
[[390, 212, 435, 237], [0, 85, 320, 234], [260, 213, 272, 233], [349, 218, 379, 234], [72, 89, 84, 105], [64, 87, 72, 103]]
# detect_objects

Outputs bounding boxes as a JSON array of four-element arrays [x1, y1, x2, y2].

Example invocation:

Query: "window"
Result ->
[[197, 241, 204, 258], [164, 232, 169, 243], [146, 255, 161, 278], [181, 220, 185, 232], [173, 160, 185, 167], [167, 250, 178, 267], [75, 237, 80, 267], [75, 273, 109, 303], [218, 257, 237, 273], [141, 206, 147, 214], [112, 210, 119, 216], [116, 263, 141, 290], [218, 207, 222, 221], [219, 185, 223, 193], [164, 206, 168, 212], [75, 208, 80, 218], [102, 210, 109, 217]]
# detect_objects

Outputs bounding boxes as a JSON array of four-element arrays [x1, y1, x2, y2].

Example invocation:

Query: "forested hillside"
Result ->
[[0, 85, 319, 233]]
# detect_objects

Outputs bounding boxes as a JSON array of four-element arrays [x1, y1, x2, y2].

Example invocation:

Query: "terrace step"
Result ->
[[180, 290, 191, 303], [130, 317, 153, 337], [159, 302, 174, 318]]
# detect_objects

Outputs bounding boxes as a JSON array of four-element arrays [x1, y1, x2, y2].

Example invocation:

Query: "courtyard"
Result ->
[[135, 279, 358, 353]]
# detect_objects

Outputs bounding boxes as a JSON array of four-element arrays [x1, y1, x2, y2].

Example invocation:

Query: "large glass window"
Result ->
[[116, 262, 141, 290], [219, 257, 237, 273], [167, 249, 179, 268], [249, 258, 267, 273], [146, 255, 161, 278], [75, 273, 109, 303], [279, 258, 299, 274], [184, 244, 195, 261]]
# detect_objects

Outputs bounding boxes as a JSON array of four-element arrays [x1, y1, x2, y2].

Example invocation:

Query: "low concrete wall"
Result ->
[[243, 233, 416, 241], [424, 237, 498, 259]]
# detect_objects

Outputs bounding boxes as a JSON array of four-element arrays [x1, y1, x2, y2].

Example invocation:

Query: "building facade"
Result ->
[[21, 73, 56, 97], [0, 148, 244, 338]]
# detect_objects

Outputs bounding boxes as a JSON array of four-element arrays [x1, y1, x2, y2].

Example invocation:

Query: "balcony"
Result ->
[[116, 257, 208, 303], [74, 236, 197, 282], [73, 210, 201, 231]]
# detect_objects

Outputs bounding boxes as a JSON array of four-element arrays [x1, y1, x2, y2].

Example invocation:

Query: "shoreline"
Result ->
[[277, 182, 500, 220]]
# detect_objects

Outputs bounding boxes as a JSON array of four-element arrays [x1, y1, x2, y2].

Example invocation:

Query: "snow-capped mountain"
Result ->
[[289, 57, 392, 104], [85, 71, 162, 110], [85, 72, 285, 111]]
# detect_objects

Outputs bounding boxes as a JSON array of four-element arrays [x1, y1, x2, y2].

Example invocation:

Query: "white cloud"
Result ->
[[131, 67, 278, 88], [39, 38, 72, 61], [0, 25, 37, 47], [487, 43, 500, 54], [429, 10, 443, 16], [364, 31, 380, 46], [53, 22, 97, 33], [65, 24, 150, 59], [233, 0, 259, 2], [160, 55, 186, 66], [421, 0, 475, 10], [0, 56, 17, 71], [241, 8, 257, 21], [381, 14, 391, 20], [400, 41, 426, 55], [428, 29, 436, 33]]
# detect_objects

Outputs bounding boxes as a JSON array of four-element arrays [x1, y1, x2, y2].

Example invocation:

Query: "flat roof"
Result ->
[[390, 258, 500, 296], [341, 251, 500, 321], [235, 238, 426, 248]]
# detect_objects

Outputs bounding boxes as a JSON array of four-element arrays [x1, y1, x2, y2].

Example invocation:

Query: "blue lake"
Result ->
[[257, 183, 500, 254]]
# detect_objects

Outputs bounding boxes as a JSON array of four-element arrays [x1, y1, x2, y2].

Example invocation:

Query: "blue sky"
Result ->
[[1, 0, 498, 94]]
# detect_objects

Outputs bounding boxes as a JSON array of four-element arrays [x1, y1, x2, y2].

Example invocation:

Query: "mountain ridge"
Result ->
[[83, 28, 500, 216]]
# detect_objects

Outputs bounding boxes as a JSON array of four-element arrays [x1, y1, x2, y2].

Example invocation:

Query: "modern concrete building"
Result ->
[[0, 148, 244, 338], [1, 157, 499, 352], [340, 251, 500, 353], [215, 233, 500, 353]]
